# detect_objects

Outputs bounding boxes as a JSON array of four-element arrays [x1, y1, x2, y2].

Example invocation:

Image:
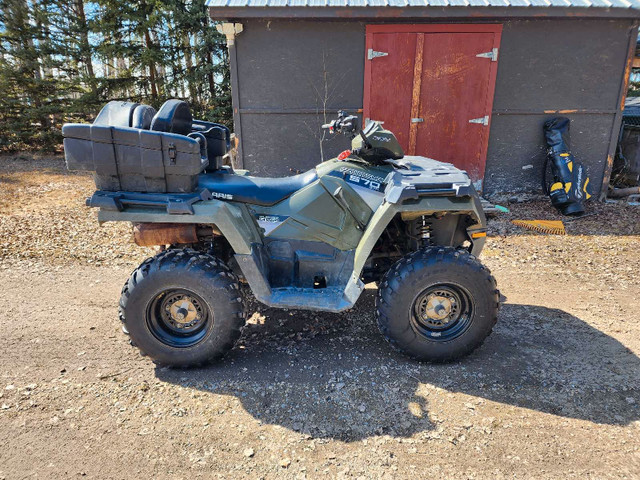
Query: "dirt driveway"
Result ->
[[0, 155, 639, 479]]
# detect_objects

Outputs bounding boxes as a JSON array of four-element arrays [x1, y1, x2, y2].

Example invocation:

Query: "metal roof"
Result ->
[[207, 0, 640, 8]]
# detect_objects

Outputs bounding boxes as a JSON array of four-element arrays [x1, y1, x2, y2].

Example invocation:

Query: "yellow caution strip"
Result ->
[[511, 220, 566, 235]]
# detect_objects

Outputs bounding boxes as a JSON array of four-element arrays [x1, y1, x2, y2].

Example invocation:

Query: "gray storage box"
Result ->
[[62, 124, 208, 193]]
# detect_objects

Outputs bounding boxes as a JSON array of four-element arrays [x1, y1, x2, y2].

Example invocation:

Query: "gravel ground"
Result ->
[[0, 154, 639, 479]]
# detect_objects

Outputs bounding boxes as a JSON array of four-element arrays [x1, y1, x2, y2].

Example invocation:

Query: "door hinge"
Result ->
[[476, 48, 498, 62], [367, 49, 388, 60], [469, 115, 489, 126]]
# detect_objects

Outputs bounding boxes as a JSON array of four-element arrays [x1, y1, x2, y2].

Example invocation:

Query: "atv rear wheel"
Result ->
[[376, 247, 499, 362], [120, 248, 245, 367]]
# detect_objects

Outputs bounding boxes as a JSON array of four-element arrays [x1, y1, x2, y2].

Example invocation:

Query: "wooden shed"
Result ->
[[207, 1, 640, 195]]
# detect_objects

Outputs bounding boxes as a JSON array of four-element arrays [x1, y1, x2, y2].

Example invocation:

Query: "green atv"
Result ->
[[63, 101, 499, 367]]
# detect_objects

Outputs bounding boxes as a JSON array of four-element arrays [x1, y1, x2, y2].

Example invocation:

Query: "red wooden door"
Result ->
[[364, 25, 502, 185]]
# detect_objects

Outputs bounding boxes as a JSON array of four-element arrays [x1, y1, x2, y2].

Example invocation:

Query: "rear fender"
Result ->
[[97, 199, 262, 255]]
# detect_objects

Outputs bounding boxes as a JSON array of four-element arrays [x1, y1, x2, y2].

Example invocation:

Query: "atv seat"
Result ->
[[150, 99, 192, 135], [94, 101, 157, 129], [151, 99, 230, 171], [198, 169, 318, 206]]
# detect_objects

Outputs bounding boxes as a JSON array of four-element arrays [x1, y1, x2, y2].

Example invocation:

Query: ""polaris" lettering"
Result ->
[[210, 192, 233, 200]]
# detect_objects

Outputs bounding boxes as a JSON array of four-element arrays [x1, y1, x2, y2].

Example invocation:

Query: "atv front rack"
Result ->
[[384, 156, 475, 204]]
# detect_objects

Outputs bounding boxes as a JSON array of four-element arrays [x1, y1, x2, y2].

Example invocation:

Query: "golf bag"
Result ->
[[543, 117, 592, 216]]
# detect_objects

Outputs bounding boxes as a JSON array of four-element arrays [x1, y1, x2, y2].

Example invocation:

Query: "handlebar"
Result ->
[[322, 110, 359, 135]]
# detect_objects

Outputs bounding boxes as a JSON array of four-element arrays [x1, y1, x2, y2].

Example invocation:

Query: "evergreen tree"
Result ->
[[0, 0, 232, 152]]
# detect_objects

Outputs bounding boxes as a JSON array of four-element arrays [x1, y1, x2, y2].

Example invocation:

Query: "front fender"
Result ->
[[353, 193, 486, 278]]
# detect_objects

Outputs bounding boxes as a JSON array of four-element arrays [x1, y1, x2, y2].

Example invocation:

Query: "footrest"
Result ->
[[269, 287, 347, 311], [86, 189, 212, 215]]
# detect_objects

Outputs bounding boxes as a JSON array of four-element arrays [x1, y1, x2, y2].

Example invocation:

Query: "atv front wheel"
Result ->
[[120, 248, 245, 367], [376, 247, 499, 362]]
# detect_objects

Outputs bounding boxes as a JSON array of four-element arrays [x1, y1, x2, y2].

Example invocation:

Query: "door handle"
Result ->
[[411, 118, 424, 123]]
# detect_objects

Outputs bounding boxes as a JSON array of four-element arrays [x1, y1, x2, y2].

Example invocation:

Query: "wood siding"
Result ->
[[364, 24, 502, 183], [230, 18, 636, 194]]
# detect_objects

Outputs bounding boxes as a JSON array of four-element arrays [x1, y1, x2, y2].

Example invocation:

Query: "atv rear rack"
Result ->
[[86, 189, 213, 215]]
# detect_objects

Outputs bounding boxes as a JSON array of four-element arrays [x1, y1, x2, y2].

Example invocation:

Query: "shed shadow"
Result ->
[[156, 290, 640, 442]]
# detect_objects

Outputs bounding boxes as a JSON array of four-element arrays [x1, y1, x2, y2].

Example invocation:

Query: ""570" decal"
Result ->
[[347, 174, 383, 192]]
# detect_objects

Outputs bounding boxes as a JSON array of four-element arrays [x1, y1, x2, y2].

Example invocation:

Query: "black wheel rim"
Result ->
[[410, 283, 474, 342], [146, 289, 211, 348]]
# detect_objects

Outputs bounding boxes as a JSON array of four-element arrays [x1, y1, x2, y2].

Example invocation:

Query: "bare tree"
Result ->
[[304, 50, 348, 162]]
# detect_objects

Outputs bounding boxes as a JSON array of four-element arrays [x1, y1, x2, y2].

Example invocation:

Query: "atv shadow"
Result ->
[[155, 290, 640, 442]]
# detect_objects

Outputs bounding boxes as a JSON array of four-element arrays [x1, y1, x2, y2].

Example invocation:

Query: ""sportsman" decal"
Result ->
[[331, 167, 386, 193]]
